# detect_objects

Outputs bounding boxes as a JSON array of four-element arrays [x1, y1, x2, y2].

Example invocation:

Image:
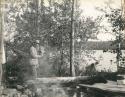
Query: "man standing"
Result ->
[[29, 40, 41, 79]]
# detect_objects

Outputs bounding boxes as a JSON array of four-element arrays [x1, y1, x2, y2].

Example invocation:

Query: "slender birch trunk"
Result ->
[[70, 0, 75, 76], [0, 0, 5, 86]]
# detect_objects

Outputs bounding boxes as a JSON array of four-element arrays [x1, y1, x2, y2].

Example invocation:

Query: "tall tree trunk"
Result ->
[[0, 0, 5, 86], [70, 0, 75, 76], [121, 0, 125, 17]]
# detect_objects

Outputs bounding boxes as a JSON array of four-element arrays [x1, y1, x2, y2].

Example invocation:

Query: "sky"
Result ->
[[79, 0, 121, 41], [79, 0, 121, 16]]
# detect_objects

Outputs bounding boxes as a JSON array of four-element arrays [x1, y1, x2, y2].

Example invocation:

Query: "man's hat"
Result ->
[[36, 40, 40, 44], [32, 40, 40, 44]]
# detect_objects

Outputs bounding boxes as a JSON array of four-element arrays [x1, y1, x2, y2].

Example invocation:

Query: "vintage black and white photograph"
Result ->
[[0, 0, 125, 97]]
